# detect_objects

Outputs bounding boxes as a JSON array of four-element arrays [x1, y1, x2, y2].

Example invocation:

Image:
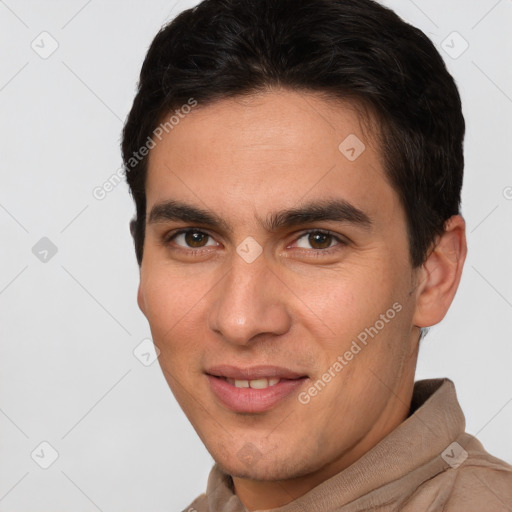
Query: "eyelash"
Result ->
[[162, 228, 347, 256]]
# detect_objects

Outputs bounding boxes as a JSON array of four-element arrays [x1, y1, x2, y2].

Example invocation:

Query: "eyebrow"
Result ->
[[147, 198, 372, 233]]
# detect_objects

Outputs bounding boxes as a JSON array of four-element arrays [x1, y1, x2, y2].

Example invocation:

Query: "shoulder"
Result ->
[[442, 455, 512, 512], [405, 434, 512, 512]]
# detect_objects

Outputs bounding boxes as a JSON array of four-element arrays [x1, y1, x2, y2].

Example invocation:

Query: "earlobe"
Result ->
[[412, 215, 467, 328]]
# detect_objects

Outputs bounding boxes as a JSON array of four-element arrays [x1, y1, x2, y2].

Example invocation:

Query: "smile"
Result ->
[[205, 365, 309, 413]]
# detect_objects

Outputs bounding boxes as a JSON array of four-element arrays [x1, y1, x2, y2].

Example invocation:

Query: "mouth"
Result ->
[[206, 364, 307, 380], [205, 365, 309, 413]]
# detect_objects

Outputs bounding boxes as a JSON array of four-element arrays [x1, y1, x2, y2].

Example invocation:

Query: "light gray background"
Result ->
[[0, 1, 511, 510]]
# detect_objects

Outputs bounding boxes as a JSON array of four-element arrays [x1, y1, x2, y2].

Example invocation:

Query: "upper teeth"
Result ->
[[227, 377, 280, 389]]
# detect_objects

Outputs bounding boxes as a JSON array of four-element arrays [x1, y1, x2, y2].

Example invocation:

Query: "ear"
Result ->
[[129, 217, 137, 239], [131, 217, 146, 316], [412, 214, 467, 328], [137, 282, 147, 316]]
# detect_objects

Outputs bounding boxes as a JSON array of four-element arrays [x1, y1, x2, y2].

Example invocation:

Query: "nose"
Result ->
[[207, 253, 292, 346]]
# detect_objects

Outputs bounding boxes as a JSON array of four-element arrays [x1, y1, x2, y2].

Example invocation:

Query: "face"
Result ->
[[137, 89, 424, 487]]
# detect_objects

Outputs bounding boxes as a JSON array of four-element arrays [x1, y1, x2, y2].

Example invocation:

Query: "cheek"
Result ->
[[140, 268, 208, 350], [286, 261, 399, 350]]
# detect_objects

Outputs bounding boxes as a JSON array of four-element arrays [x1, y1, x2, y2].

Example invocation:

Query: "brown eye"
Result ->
[[170, 230, 217, 249], [185, 230, 209, 247], [293, 230, 345, 252], [308, 232, 333, 249]]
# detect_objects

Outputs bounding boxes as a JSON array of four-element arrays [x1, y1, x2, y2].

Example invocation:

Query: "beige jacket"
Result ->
[[183, 379, 512, 511]]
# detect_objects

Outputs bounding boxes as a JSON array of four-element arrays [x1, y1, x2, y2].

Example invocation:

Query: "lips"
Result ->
[[205, 365, 309, 413]]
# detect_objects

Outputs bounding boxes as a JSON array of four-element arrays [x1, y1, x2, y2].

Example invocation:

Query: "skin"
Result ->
[[135, 89, 467, 510]]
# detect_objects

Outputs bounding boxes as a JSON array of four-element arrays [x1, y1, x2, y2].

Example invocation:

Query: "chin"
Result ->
[[213, 445, 317, 482], [217, 460, 291, 481]]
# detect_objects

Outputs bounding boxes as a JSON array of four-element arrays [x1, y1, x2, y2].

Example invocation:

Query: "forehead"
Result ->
[[149, 89, 377, 163], [145, 89, 398, 226]]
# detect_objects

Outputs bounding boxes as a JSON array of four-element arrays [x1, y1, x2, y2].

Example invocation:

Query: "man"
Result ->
[[121, 0, 512, 510]]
